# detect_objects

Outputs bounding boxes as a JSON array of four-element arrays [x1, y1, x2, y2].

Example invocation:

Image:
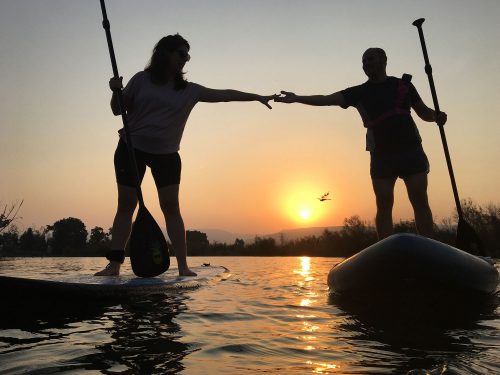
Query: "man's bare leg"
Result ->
[[404, 172, 434, 238], [372, 177, 397, 240]]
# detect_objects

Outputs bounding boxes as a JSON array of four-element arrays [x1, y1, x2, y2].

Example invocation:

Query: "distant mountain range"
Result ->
[[191, 226, 343, 244]]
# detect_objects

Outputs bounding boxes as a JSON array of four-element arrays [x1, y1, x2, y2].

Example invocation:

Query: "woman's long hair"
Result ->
[[145, 34, 189, 90]]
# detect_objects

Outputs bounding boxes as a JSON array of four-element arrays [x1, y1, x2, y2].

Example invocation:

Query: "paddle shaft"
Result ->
[[100, 0, 145, 207], [412, 18, 463, 219]]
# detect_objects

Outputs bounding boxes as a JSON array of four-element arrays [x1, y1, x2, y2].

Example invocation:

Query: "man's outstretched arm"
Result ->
[[275, 91, 346, 107]]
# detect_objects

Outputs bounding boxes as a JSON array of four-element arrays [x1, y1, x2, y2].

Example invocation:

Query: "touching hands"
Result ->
[[109, 76, 123, 92], [274, 91, 298, 104]]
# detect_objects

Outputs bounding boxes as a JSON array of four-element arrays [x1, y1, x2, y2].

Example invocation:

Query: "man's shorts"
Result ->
[[370, 145, 429, 179], [114, 139, 181, 188]]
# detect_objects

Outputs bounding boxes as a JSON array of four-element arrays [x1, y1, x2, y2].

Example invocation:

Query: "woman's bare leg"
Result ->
[[158, 184, 196, 276], [95, 184, 137, 276]]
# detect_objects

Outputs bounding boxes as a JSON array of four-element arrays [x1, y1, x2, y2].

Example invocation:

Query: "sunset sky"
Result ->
[[1, 0, 499, 236]]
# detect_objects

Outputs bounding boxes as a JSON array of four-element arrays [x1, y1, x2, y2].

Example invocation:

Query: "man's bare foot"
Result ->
[[179, 268, 197, 277], [94, 261, 121, 276]]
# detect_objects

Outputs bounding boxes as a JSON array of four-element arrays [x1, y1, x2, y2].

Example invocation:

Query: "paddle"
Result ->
[[412, 18, 485, 256], [100, 0, 170, 277]]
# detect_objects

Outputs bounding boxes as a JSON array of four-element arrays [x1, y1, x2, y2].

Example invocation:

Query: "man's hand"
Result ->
[[274, 91, 298, 103], [109, 76, 123, 92]]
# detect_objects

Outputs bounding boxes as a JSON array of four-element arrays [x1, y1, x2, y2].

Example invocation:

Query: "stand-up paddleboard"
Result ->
[[0, 265, 228, 300], [328, 234, 498, 299]]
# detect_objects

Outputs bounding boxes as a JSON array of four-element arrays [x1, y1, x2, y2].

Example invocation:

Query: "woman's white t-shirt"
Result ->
[[120, 70, 204, 154]]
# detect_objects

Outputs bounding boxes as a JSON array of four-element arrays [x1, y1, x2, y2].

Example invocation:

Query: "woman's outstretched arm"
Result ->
[[199, 88, 278, 109]]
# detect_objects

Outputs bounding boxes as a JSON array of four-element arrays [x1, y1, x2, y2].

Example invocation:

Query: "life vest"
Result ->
[[365, 74, 412, 128]]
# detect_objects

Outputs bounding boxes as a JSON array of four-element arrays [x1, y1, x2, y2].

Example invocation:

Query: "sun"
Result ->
[[299, 208, 312, 221], [276, 178, 333, 226]]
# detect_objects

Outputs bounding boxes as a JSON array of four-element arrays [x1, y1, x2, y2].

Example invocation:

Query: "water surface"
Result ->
[[0, 257, 498, 374]]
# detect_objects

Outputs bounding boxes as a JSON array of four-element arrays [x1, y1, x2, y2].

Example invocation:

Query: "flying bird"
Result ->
[[317, 192, 331, 202]]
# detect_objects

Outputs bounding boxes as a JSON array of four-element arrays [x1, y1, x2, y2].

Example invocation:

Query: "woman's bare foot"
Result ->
[[179, 268, 197, 277], [94, 261, 121, 276]]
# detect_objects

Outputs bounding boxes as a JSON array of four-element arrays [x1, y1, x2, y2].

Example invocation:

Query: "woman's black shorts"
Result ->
[[114, 139, 181, 188]]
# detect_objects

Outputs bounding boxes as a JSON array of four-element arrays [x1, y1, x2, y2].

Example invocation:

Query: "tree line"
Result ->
[[1, 199, 499, 258]]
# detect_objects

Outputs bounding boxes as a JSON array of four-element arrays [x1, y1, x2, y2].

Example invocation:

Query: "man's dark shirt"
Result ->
[[341, 76, 423, 153]]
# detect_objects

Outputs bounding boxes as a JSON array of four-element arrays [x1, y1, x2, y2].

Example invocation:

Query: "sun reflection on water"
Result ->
[[295, 256, 311, 277], [300, 256, 310, 274], [307, 360, 340, 374], [295, 256, 315, 286], [294, 257, 341, 373], [300, 298, 313, 307], [296, 314, 316, 319], [302, 321, 320, 333]]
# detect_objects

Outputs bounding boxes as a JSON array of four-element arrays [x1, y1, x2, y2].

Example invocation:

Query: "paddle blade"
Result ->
[[130, 207, 170, 277], [456, 217, 485, 257]]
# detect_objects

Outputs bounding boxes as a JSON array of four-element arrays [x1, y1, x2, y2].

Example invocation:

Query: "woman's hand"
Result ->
[[259, 94, 279, 109], [436, 111, 447, 126]]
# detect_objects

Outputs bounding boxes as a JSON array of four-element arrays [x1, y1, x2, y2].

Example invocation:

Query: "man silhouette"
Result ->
[[276, 48, 447, 239]]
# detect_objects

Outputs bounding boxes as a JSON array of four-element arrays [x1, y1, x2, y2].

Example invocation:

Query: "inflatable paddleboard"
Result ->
[[328, 234, 498, 298], [0, 265, 228, 300]]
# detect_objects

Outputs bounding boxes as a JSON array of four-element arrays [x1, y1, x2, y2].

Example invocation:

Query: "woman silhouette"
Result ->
[[96, 34, 276, 276]]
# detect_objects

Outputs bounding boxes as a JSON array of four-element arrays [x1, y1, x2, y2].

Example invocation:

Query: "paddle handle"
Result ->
[[413, 18, 463, 219], [100, 0, 145, 206]]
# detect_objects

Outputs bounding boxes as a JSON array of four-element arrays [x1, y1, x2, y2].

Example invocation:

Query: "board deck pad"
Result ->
[[0, 265, 228, 300]]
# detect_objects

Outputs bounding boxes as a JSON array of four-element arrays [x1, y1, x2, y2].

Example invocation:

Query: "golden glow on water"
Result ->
[[300, 335, 316, 340], [296, 314, 316, 319], [307, 360, 340, 374], [296, 258, 317, 306], [300, 298, 313, 307], [302, 322, 320, 333], [295, 256, 313, 279], [300, 256, 310, 274], [293, 257, 342, 373], [296, 257, 315, 286]]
